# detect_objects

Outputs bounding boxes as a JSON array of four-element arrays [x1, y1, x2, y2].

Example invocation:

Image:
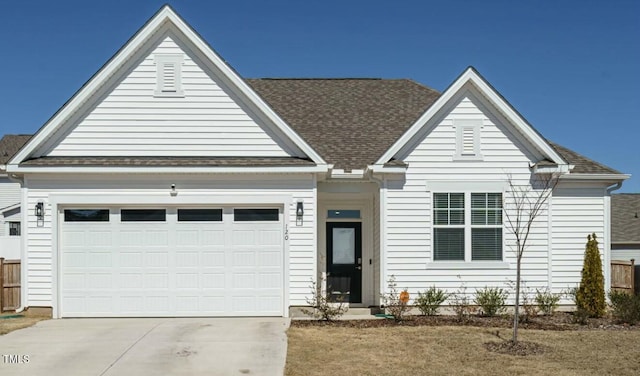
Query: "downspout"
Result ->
[[7, 172, 26, 313]]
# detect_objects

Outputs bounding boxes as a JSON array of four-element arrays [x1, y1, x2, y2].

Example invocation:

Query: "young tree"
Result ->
[[504, 173, 559, 343], [576, 233, 606, 317]]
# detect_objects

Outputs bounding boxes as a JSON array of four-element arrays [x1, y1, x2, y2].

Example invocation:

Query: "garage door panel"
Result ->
[[60, 206, 284, 317]]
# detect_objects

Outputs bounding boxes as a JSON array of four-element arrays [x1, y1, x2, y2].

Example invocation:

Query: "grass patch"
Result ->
[[286, 325, 640, 376], [0, 314, 47, 335]]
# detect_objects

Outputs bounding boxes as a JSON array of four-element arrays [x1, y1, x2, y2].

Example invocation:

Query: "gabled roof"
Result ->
[[247, 78, 440, 171], [0, 134, 31, 166], [374, 67, 568, 169], [8, 5, 325, 171], [612, 194, 640, 244]]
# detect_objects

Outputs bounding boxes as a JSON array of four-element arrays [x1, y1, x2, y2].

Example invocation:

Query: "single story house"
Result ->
[[7, 6, 629, 318], [611, 194, 640, 261], [0, 134, 32, 259]]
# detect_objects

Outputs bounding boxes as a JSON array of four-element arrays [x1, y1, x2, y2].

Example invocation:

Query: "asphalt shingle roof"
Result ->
[[548, 142, 620, 174], [10, 79, 622, 176], [247, 78, 440, 171], [0, 134, 31, 165], [612, 194, 640, 244]]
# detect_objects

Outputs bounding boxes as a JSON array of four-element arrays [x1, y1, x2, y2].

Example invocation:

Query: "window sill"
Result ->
[[426, 261, 510, 270]]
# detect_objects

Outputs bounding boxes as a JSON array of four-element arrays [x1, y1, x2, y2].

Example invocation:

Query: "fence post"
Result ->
[[0, 257, 4, 313], [631, 259, 635, 295]]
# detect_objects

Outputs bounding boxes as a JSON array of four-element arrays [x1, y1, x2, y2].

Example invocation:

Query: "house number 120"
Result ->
[[284, 224, 289, 241]]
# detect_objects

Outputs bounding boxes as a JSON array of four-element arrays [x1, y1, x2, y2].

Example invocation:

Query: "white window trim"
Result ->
[[154, 54, 185, 97], [431, 190, 504, 263], [453, 119, 483, 160]]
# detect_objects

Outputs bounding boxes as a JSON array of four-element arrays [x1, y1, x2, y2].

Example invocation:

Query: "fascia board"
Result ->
[[367, 165, 407, 174], [10, 5, 326, 166], [375, 67, 566, 166], [560, 173, 630, 181], [6, 165, 329, 174]]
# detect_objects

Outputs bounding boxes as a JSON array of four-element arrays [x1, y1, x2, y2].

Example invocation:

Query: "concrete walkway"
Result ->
[[0, 317, 289, 376]]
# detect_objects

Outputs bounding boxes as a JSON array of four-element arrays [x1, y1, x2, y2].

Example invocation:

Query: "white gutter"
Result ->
[[561, 173, 630, 181], [367, 164, 407, 174], [6, 165, 330, 174]]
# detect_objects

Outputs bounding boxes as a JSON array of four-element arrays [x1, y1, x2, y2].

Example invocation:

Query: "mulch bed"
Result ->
[[291, 312, 639, 331]]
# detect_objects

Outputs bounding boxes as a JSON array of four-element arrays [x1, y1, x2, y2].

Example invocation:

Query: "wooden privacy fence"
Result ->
[[611, 259, 635, 295], [0, 258, 21, 312]]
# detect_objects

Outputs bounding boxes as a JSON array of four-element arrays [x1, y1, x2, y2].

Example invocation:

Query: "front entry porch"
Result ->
[[317, 182, 380, 308]]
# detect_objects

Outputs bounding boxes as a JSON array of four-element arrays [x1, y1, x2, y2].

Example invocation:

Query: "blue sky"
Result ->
[[1, 1, 638, 191]]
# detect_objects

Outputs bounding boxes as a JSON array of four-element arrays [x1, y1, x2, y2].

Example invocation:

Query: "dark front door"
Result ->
[[326, 222, 362, 303]]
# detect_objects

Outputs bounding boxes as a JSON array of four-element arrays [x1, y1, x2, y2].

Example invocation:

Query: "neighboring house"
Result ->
[[6, 6, 629, 318], [611, 194, 640, 261], [0, 134, 32, 259]]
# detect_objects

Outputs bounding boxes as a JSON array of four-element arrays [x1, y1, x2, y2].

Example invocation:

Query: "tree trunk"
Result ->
[[512, 255, 521, 343]]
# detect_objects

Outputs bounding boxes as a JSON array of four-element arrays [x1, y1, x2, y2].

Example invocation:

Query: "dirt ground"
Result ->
[[286, 318, 640, 376]]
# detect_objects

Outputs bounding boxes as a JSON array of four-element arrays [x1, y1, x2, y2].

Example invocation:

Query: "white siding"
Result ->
[[612, 245, 640, 262], [385, 91, 553, 303], [24, 174, 315, 310], [551, 187, 606, 299], [0, 177, 21, 210], [47, 37, 292, 158], [0, 176, 22, 238]]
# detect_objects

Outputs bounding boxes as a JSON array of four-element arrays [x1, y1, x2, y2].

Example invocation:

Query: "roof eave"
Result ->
[[6, 165, 329, 174], [560, 173, 630, 182]]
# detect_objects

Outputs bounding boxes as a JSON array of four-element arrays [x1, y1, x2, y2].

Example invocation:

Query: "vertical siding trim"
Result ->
[[548, 194, 554, 289], [20, 179, 28, 310], [604, 190, 611, 293], [51, 200, 59, 318], [379, 177, 388, 301], [312, 174, 318, 285]]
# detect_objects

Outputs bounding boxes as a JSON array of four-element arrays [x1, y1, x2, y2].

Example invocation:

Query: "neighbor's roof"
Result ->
[[247, 78, 440, 171], [612, 194, 640, 244], [0, 134, 32, 165]]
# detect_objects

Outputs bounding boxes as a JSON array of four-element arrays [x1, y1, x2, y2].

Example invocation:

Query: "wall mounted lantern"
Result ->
[[170, 184, 178, 197], [296, 200, 304, 226], [35, 201, 45, 227], [35, 202, 44, 219]]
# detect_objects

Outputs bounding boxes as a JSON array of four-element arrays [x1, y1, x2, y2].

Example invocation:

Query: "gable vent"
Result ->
[[154, 54, 184, 97], [462, 127, 475, 155], [162, 63, 177, 92], [454, 119, 483, 160]]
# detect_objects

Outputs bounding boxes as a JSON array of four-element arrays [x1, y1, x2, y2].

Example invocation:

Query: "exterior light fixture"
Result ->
[[35, 202, 44, 219], [170, 184, 178, 197], [296, 200, 304, 226], [35, 201, 45, 227]]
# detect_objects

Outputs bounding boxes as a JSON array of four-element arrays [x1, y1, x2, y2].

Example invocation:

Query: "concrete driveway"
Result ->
[[0, 317, 290, 376]]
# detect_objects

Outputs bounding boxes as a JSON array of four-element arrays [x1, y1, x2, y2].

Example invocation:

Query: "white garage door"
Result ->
[[59, 207, 284, 317]]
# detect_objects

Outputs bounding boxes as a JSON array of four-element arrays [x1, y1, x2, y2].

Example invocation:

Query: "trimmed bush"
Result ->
[[474, 286, 508, 317], [415, 286, 448, 316], [609, 290, 640, 324], [576, 234, 606, 318], [535, 288, 561, 316]]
